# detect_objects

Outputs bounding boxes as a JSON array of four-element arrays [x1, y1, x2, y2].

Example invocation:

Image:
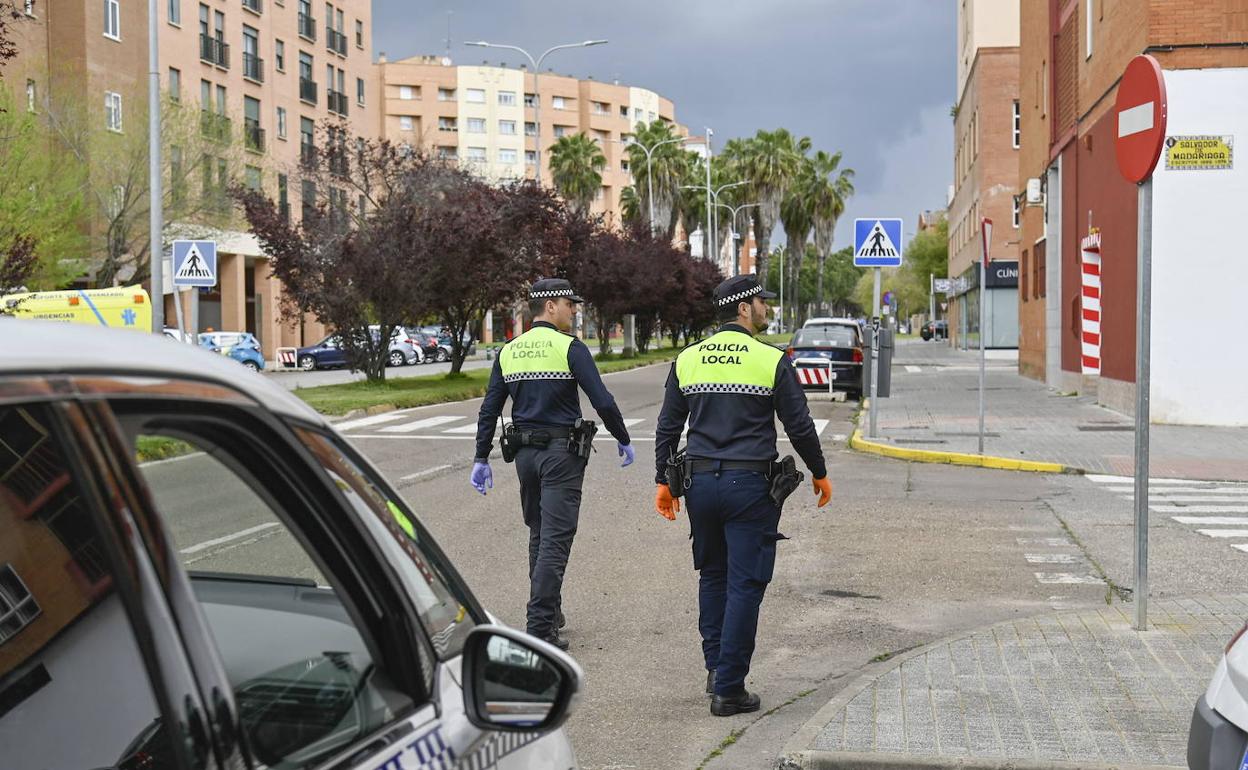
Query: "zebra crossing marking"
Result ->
[[334, 412, 408, 431], [380, 415, 464, 433], [1086, 473, 1248, 554]]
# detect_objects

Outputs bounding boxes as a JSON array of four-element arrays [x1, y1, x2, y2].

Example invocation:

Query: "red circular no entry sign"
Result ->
[[1115, 54, 1168, 184]]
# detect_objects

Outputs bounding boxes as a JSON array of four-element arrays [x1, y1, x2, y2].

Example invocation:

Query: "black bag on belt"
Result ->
[[665, 447, 689, 498], [768, 455, 804, 508]]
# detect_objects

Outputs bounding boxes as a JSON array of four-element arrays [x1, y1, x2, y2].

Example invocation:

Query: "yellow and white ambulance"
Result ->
[[1, 285, 152, 332]]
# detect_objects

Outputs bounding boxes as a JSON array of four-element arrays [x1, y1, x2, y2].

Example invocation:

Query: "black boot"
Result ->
[[705, 670, 716, 696], [710, 690, 761, 717], [541, 631, 570, 651], [556, 609, 567, 631]]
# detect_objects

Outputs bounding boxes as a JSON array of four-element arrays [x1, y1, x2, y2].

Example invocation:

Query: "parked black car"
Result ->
[[921, 320, 948, 341], [785, 322, 865, 399]]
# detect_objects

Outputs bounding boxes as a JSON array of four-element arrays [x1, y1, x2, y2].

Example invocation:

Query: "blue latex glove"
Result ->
[[618, 442, 635, 468], [470, 461, 493, 495]]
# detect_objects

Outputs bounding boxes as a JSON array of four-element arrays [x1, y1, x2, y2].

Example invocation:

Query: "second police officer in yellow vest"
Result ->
[[655, 274, 833, 716], [472, 278, 634, 650]]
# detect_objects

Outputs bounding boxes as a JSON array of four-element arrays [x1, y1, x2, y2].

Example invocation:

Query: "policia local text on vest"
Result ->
[[655, 274, 833, 717], [471, 279, 634, 650]]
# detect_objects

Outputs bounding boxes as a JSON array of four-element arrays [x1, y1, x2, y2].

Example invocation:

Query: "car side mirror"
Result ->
[[461, 625, 582, 733]]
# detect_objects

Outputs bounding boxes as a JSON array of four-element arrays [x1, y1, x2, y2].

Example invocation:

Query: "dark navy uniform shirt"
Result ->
[[654, 323, 827, 484], [475, 321, 631, 460]]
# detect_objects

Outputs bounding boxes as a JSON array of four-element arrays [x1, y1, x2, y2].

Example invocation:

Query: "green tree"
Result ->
[[778, 151, 815, 327], [808, 150, 855, 315], [895, 218, 948, 319], [0, 89, 87, 290], [548, 132, 605, 214], [822, 246, 864, 316], [619, 185, 641, 226], [627, 120, 695, 236], [721, 128, 808, 287]]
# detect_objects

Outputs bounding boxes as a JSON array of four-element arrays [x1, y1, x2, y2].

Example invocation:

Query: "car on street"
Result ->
[[297, 329, 420, 371], [1188, 619, 1248, 769], [2, 320, 584, 770], [418, 325, 477, 359], [405, 328, 447, 363], [785, 321, 865, 399], [199, 331, 266, 371], [920, 320, 948, 341]]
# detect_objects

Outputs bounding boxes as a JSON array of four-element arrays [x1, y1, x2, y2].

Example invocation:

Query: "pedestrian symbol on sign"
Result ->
[[175, 244, 210, 280], [172, 240, 218, 288], [866, 226, 895, 257], [853, 218, 904, 267]]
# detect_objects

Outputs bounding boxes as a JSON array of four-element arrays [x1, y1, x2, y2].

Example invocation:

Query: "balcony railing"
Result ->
[[326, 28, 347, 55], [242, 0, 261, 12], [327, 90, 348, 116], [244, 119, 266, 153], [299, 77, 317, 105], [242, 52, 264, 82], [297, 12, 316, 41], [300, 143, 318, 168], [199, 34, 229, 68], [199, 110, 232, 142]]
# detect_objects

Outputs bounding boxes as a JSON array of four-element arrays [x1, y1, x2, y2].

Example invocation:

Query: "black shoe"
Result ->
[[710, 690, 761, 717], [541, 632, 570, 651], [706, 670, 716, 695], [556, 610, 567, 631]]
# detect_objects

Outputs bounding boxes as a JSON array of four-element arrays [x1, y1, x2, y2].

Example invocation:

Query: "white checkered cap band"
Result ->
[[680, 382, 774, 397], [716, 284, 762, 307], [530, 289, 576, 299]]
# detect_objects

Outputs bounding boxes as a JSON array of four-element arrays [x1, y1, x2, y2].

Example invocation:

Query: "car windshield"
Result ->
[[793, 326, 858, 347], [200, 333, 254, 348]]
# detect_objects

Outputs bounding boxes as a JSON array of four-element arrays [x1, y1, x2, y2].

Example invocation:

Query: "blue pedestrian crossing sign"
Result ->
[[172, 240, 217, 288], [853, 218, 904, 267]]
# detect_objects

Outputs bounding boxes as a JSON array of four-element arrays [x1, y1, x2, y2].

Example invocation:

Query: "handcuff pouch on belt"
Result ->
[[568, 418, 597, 460], [665, 447, 690, 499], [768, 455, 804, 508]]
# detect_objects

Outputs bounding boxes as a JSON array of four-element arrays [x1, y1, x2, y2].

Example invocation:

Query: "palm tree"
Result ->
[[778, 152, 815, 326], [548, 133, 605, 214], [619, 185, 642, 226], [723, 128, 808, 286], [627, 120, 690, 236], [808, 150, 855, 315]]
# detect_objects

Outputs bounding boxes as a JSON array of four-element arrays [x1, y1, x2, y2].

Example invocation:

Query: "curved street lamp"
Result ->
[[627, 135, 690, 231], [464, 39, 608, 186], [715, 201, 760, 275], [682, 180, 748, 261]]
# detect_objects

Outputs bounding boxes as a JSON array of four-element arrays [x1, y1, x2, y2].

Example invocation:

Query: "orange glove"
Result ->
[[813, 476, 833, 507], [655, 483, 680, 521]]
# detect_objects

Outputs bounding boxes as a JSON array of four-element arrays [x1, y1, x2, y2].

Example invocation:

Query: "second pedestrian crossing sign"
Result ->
[[853, 218, 904, 267], [172, 240, 218, 288]]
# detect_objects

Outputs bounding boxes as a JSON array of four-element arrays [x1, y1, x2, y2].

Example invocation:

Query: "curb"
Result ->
[[848, 428, 1067, 474]]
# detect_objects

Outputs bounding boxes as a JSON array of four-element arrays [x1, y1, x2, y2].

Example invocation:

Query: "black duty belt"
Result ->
[[514, 425, 572, 438], [688, 459, 773, 475]]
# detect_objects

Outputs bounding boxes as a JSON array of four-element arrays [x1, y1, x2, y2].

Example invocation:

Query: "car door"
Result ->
[[0, 390, 220, 770], [80, 381, 473, 769], [321, 336, 347, 368]]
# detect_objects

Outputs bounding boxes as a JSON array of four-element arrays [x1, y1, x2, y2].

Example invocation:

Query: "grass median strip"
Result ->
[[294, 347, 681, 416]]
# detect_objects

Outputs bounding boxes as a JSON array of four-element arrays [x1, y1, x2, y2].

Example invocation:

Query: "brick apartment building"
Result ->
[[1018, 0, 1248, 426], [948, 0, 1021, 351]]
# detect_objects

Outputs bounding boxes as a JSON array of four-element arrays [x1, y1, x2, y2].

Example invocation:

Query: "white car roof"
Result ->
[[1, 319, 324, 424]]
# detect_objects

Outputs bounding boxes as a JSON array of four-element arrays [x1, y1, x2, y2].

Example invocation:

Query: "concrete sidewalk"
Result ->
[[860, 341, 1248, 482], [779, 596, 1248, 769]]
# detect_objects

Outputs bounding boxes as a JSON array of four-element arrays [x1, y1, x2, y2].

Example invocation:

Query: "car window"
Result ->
[[0, 403, 179, 770], [295, 428, 477, 660], [131, 423, 414, 769], [794, 326, 858, 347]]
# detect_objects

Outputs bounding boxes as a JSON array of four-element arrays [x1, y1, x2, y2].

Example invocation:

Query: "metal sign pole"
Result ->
[[1133, 177, 1153, 631], [978, 219, 992, 455], [869, 267, 881, 438]]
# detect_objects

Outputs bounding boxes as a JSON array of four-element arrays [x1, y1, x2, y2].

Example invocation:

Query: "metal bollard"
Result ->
[[877, 328, 894, 398]]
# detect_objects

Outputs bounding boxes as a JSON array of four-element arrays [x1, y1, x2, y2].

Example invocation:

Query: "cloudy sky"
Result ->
[[372, 0, 955, 251]]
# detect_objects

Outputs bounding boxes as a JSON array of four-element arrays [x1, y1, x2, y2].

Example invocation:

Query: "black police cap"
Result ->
[[713, 275, 777, 307], [529, 277, 584, 304]]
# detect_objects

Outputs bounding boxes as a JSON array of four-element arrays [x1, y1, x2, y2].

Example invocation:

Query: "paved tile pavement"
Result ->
[[870, 341, 1248, 481], [792, 596, 1248, 768]]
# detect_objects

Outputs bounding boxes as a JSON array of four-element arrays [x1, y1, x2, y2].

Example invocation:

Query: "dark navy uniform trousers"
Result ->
[[686, 466, 784, 696], [515, 441, 586, 638]]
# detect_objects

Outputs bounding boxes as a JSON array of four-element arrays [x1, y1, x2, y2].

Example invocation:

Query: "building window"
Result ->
[[1012, 195, 1021, 228], [103, 0, 120, 39], [355, 18, 363, 47], [399, 115, 414, 131], [592, 101, 609, 115], [1035, 239, 1046, 299], [1012, 100, 1021, 149], [465, 146, 486, 162], [276, 106, 287, 139], [524, 121, 536, 136], [648, 111, 656, 122], [275, 39, 285, 71], [621, 159, 629, 172], [498, 119, 516, 135], [167, 68, 180, 102], [277, 173, 289, 219], [23, 0, 35, 16], [499, 148, 517, 164], [525, 150, 536, 166], [466, 117, 485, 133], [301, 178, 316, 220], [498, 90, 516, 106], [0, 565, 41, 644], [438, 87, 455, 101], [466, 88, 485, 104], [245, 165, 262, 191], [551, 96, 566, 110], [105, 91, 122, 132], [25, 79, 35, 112], [437, 116, 456, 132], [619, 104, 628, 118], [523, 93, 536, 108], [553, 125, 567, 138], [633, 107, 641, 120], [399, 85, 415, 100], [168, 0, 180, 25], [356, 76, 365, 105], [436, 146, 457, 161]]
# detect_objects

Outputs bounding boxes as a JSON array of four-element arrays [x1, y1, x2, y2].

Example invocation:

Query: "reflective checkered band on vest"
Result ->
[[680, 382, 774, 396], [502, 371, 575, 382], [716, 284, 762, 306], [530, 289, 575, 298]]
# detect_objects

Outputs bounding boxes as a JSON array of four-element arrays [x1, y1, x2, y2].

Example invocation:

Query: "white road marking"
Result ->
[[1233, 545, 1248, 554], [1120, 495, 1248, 503], [1085, 474, 1215, 485], [1025, 553, 1080, 564], [401, 464, 453, 480], [1155, 505, 1248, 514], [623, 418, 646, 427], [443, 422, 483, 434], [1034, 573, 1103, 585], [335, 412, 409, 431], [347, 434, 476, 440], [1197, 529, 1248, 538], [813, 419, 828, 437], [180, 523, 281, 555], [831, 434, 848, 442], [380, 415, 464, 433], [1172, 516, 1248, 525], [905, 365, 921, 373], [1104, 485, 1248, 495], [1016, 537, 1074, 547]]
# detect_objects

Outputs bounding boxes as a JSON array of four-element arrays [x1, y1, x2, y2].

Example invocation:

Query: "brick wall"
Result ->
[[1017, 0, 1052, 379]]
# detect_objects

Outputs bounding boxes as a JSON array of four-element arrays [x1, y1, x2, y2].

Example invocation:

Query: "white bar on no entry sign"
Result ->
[[1117, 101, 1155, 138]]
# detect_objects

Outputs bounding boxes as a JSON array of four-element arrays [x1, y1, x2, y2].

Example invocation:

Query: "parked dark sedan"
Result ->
[[921, 320, 948, 341], [785, 323, 865, 399], [404, 329, 445, 363]]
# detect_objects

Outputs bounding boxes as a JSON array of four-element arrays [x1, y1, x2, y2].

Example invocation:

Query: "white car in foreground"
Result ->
[[1188, 620, 1248, 768], [1, 320, 580, 770]]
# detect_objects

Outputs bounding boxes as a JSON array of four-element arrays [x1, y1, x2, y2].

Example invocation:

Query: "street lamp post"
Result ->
[[683, 180, 747, 262], [714, 201, 759, 276], [627, 135, 688, 232], [464, 39, 607, 186], [148, 0, 164, 332]]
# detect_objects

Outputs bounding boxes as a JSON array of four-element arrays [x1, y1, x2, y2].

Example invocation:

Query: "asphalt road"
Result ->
[[141, 360, 1243, 768], [265, 356, 494, 389]]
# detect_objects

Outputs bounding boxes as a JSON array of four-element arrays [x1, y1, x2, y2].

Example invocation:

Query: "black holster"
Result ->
[[665, 447, 689, 498], [500, 423, 554, 463], [568, 418, 597, 459], [768, 455, 804, 508]]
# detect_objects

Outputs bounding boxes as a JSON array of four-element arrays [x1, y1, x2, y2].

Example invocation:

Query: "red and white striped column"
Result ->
[[1080, 232, 1102, 375]]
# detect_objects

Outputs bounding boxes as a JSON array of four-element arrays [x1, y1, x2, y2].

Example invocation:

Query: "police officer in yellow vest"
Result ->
[[472, 278, 634, 650], [654, 274, 833, 716]]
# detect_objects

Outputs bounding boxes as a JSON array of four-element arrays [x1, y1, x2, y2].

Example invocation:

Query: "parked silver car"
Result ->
[[1, 320, 583, 770]]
